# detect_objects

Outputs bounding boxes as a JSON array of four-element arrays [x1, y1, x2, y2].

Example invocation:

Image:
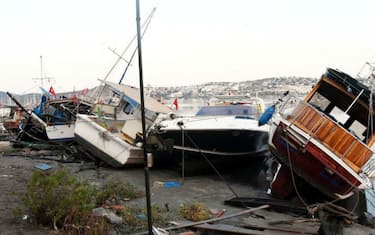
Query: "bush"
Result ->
[[23, 168, 95, 227], [20, 168, 145, 234], [120, 204, 166, 234], [179, 201, 209, 221], [95, 181, 144, 205]]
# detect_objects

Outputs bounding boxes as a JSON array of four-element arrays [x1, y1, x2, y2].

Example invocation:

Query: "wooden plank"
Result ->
[[132, 205, 270, 235], [195, 223, 292, 235], [241, 222, 319, 234], [268, 218, 319, 226]]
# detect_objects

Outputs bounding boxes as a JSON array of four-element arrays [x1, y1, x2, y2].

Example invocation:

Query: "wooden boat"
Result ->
[[74, 80, 174, 167], [267, 68, 375, 199]]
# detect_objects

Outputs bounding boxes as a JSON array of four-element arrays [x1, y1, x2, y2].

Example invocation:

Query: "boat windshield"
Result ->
[[196, 105, 256, 116]]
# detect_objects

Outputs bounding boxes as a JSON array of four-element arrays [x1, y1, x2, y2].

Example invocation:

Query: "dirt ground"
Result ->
[[0, 146, 374, 235]]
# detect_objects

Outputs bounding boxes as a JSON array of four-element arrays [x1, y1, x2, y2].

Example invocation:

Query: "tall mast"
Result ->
[[40, 55, 43, 87], [32, 55, 54, 88]]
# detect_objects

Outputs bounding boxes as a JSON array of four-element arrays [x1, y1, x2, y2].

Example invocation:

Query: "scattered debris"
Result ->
[[312, 203, 358, 222], [136, 214, 147, 220], [153, 181, 165, 188], [208, 208, 226, 218], [153, 181, 181, 188], [34, 163, 52, 171], [92, 207, 123, 224], [225, 196, 308, 215], [110, 205, 125, 211], [242, 220, 319, 234], [178, 231, 195, 235], [163, 181, 181, 188], [133, 205, 270, 235], [0, 174, 14, 178], [268, 218, 319, 226], [358, 212, 375, 228], [152, 226, 169, 235]]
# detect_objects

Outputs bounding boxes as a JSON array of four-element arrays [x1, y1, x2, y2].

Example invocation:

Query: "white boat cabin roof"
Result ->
[[100, 80, 172, 114]]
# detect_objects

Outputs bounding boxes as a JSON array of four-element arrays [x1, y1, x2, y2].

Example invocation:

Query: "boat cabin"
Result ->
[[283, 68, 375, 173], [92, 80, 173, 145]]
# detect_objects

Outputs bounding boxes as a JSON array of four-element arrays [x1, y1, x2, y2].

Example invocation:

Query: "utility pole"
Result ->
[[135, 0, 153, 234]]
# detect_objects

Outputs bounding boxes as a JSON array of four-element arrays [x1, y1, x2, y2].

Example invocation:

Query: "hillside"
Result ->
[[0, 76, 318, 107]]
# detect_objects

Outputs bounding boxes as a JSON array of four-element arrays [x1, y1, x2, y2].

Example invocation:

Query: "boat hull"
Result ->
[[74, 115, 144, 168], [156, 115, 269, 157], [270, 121, 360, 199], [46, 124, 75, 142], [158, 129, 269, 157]]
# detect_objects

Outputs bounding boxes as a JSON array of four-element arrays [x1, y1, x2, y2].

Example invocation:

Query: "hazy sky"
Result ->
[[1, 0, 375, 94]]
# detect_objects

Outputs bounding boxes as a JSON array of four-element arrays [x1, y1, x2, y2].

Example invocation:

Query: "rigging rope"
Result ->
[[94, 7, 157, 101]]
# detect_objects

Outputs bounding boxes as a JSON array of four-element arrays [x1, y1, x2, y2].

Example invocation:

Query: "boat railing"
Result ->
[[280, 97, 373, 174], [362, 157, 375, 178]]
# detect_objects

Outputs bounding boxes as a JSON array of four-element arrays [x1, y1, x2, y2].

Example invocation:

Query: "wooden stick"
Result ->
[[133, 205, 270, 235]]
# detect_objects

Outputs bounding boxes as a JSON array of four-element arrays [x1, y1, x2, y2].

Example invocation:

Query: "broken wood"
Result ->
[[196, 223, 317, 235], [133, 205, 270, 235], [241, 222, 318, 234], [225, 197, 307, 215], [195, 223, 278, 235], [268, 218, 319, 226], [312, 203, 358, 221]]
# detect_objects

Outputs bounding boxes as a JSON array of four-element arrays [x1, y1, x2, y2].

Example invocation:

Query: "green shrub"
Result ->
[[120, 204, 166, 233], [23, 168, 96, 226], [179, 201, 209, 221], [20, 168, 152, 234], [95, 181, 144, 205]]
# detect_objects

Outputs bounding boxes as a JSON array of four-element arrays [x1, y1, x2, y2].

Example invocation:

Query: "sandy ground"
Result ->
[[0, 148, 374, 234]]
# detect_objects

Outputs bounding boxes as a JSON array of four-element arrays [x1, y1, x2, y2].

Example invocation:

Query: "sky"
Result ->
[[1, 0, 375, 94]]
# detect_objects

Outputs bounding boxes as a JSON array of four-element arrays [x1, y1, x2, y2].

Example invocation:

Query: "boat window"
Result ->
[[123, 102, 133, 115], [196, 106, 256, 116], [349, 120, 366, 141], [308, 92, 330, 112], [329, 107, 349, 125], [145, 109, 157, 121], [109, 96, 121, 106]]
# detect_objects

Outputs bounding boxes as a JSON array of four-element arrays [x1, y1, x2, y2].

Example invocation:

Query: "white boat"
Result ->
[[153, 97, 269, 157], [7, 92, 92, 142], [74, 80, 174, 168]]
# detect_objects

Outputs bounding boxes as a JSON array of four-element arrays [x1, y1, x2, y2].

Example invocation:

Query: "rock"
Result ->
[[106, 212, 123, 224], [92, 207, 123, 224], [92, 207, 108, 217]]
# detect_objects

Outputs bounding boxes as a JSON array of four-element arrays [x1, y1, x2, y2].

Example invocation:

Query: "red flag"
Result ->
[[172, 98, 178, 110], [72, 89, 77, 104], [81, 88, 89, 95], [49, 86, 57, 98]]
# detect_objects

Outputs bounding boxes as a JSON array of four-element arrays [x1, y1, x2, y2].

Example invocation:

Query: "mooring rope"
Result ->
[[177, 125, 250, 209]]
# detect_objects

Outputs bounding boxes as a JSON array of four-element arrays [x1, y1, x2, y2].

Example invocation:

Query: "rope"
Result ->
[[177, 125, 249, 209], [284, 131, 311, 212], [283, 126, 365, 219]]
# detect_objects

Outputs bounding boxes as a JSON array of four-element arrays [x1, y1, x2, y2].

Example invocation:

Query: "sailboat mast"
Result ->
[[40, 55, 43, 87], [135, 0, 153, 234]]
